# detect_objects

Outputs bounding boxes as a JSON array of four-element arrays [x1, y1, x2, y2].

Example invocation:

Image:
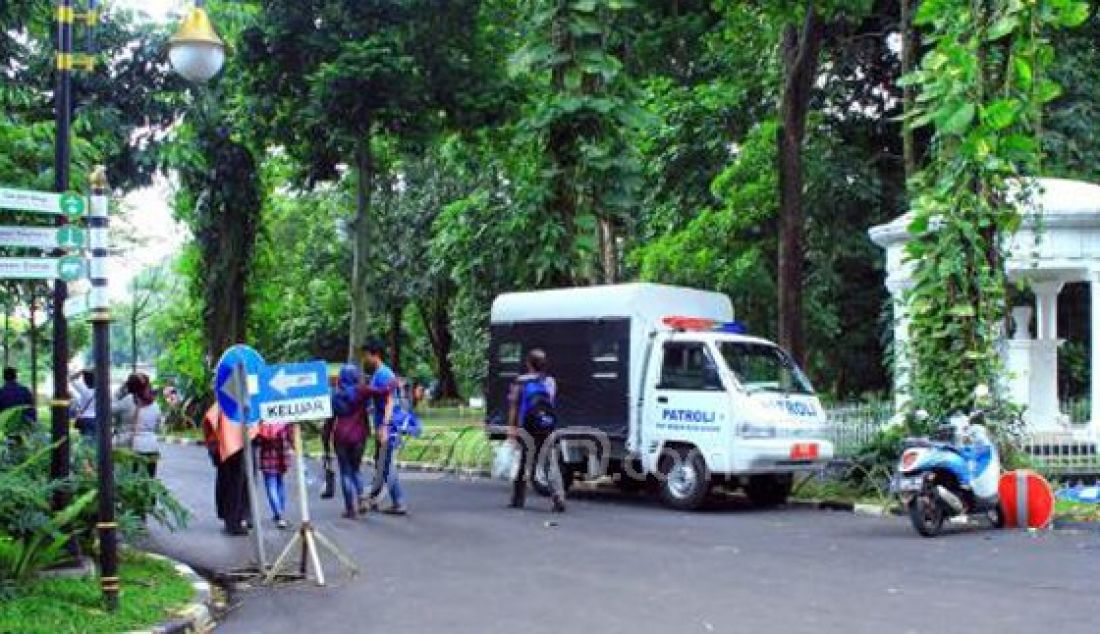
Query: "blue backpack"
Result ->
[[518, 376, 557, 432]]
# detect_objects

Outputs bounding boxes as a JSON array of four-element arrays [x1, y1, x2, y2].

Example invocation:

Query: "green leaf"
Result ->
[[1012, 56, 1032, 90], [982, 99, 1018, 131], [986, 16, 1018, 41], [939, 102, 976, 135], [1037, 79, 1063, 103], [571, 0, 597, 12]]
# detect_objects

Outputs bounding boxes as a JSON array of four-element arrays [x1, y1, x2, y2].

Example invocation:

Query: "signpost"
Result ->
[[214, 346, 353, 586], [0, 186, 87, 217], [0, 256, 85, 281], [215, 345, 268, 571], [0, 226, 86, 249], [258, 362, 333, 424]]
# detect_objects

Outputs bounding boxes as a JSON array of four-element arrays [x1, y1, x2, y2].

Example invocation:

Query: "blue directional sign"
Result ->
[[215, 345, 266, 426], [258, 361, 333, 423]]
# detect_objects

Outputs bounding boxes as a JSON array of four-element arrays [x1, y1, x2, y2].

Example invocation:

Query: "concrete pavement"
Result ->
[[144, 445, 1100, 634]]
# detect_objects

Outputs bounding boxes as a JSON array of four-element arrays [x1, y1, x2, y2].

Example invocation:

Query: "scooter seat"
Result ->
[[902, 437, 933, 449]]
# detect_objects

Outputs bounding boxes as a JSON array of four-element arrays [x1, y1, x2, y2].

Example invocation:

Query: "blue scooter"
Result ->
[[892, 410, 1005, 537]]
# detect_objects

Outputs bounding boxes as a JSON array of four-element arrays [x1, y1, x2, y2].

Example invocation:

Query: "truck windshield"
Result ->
[[718, 342, 814, 395]]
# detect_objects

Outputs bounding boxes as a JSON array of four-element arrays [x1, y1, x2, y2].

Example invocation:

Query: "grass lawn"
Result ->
[[0, 551, 195, 634], [1055, 499, 1100, 523]]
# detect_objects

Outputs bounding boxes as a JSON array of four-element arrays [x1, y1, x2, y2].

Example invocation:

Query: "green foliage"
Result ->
[[0, 409, 188, 586], [0, 551, 194, 634], [902, 0, 1088, 420]]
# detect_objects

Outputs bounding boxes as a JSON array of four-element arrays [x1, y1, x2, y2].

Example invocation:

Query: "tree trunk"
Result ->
[[598, 217, 617, 284], [131, 309, 138, 374], [29, 286, 37, 406], [348, 138, 374, 362], [388, 304, 402, 374], [418, 298, 461, 401], [776, 4, 823, 368], [3, 302, 9, 367], [201, 136, 261, 365], [901, 0, 918, 181]]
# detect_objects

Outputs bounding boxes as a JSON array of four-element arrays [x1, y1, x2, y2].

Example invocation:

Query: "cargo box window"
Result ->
[[497, 342, 521, 378], [659, 343, 722, 391], [591, 340, 620, 379]]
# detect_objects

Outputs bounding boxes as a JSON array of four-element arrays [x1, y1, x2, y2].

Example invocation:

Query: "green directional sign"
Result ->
[[57, 255, 85, 282], [0, 257, 86, 280], [0, 226, 86, 249], [59, 192, 86, 219], [0, 186, 87, 216], [57, 226, 85, 249]]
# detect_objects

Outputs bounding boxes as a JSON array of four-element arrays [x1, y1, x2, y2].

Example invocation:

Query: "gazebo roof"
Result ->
[[869, 177, 1100, 248]]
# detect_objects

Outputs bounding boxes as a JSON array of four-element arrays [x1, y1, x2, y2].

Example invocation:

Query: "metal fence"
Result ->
[[825, 401, 895, 457], [823, 401, 1100, 478]]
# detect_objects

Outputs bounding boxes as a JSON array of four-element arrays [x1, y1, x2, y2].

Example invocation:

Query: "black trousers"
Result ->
[[215, 450, 250, 530], [513, 431, 563, 500]]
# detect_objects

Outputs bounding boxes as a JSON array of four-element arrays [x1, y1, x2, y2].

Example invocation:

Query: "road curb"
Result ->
[[789, 499, 902, 517], [131, 551, 216, 634], [160, 435, 204, 447]]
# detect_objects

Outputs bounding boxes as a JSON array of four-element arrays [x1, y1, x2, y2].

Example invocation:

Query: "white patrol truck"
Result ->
[[485, 283, 834, 510]]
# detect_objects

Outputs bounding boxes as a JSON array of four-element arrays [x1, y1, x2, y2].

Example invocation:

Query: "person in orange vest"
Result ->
[[203, 404, 258, 536]]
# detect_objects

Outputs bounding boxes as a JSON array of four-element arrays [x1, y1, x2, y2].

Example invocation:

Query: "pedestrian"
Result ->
[[508, 348, 565, 513], [258, 422, 293, 529], [362, 340, 407, 515], [202, 403, 257, 536], [113, 373, 163, 477], [330, 364, 372, 519], [69, 369, 96, 439], [0, 367, 36, 440]]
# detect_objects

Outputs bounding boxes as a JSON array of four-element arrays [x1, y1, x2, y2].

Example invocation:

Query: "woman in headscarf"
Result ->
[[330, 365, 372, 519], [203, 402, 259, 535]]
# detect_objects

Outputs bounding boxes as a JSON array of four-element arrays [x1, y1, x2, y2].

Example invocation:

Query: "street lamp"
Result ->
[[168, 1, 225, 83]]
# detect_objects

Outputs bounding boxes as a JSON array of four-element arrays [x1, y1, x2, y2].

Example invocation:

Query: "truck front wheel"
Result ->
[[744, 474, 792, 508], [657, 447, 710, 510]]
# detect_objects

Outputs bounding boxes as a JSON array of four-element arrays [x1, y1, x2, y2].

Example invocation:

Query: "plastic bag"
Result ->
[[492, 441, 521, 481]]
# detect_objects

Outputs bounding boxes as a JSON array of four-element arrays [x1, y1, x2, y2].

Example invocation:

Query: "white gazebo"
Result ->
[[869, 177, 1100, 438]]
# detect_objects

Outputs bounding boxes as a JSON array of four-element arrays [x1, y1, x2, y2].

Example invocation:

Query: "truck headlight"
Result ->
[[738, 423, 776, 439]]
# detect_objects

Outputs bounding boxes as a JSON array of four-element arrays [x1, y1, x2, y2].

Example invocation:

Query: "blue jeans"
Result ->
[[335, 443, 365, 513], [263, 472, 286, 520], [369, 436, 403, 506]]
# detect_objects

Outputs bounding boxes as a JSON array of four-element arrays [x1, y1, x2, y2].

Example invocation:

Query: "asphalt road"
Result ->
[[145, 445, 1100, 634]]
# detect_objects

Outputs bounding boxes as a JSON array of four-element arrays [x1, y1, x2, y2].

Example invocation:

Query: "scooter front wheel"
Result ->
[[909, 492, 945, 537]]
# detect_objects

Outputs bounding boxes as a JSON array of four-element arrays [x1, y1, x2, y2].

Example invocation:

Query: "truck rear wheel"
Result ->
[[744, 474, 792, 508], [657, 447, 710, 510]]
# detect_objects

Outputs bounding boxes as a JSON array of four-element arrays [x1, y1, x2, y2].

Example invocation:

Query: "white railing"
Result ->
[[824, 401, 1100, 476], [825, 402, 894, 457]]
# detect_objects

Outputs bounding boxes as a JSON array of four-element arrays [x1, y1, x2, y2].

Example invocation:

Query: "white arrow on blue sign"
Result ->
[[215, 345, 266, 427], [258, 361, 333, 424]]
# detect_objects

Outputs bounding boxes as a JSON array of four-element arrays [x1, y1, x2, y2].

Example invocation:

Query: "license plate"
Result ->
[[790, 443, 819, 460], [894, 476, 923, 492]]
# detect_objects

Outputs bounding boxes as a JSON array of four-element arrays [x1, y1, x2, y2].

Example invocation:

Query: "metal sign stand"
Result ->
[[265, 427, 358, 586], [235, 361, 267, 572]]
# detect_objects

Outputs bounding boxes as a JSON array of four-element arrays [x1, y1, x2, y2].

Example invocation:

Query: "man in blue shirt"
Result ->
[[362, 340, 406, 515], [0, 368, 35, 443]]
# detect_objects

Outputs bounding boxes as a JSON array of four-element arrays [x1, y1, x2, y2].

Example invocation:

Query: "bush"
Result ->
[[0, 408, 189, 585]]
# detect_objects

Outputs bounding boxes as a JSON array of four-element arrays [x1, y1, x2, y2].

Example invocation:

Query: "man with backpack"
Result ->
[[508, 348, 566, 513]]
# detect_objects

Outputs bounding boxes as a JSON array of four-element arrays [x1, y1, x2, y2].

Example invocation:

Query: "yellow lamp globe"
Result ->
[[168, 7, 225, 82]]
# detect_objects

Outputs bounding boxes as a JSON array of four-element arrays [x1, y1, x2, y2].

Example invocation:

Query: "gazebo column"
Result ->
[[1091, 272, 1100, 436], [1030, 281, 1063, 431], [1033, 281, 1062, 341], [887, 279, 912, 411]]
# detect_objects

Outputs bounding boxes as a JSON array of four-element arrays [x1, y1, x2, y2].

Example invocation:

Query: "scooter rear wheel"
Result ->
[[909, 491, 945, 537]]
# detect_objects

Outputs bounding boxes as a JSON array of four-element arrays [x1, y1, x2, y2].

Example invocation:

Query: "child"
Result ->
[[258, 422, 294, 529]]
